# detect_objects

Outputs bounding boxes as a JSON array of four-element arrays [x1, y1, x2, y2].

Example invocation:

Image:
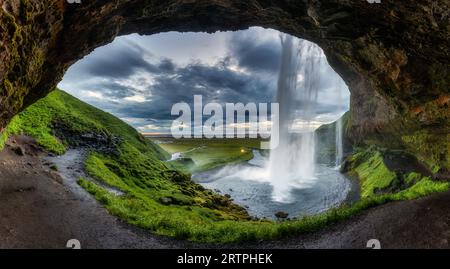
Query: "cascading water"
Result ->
[[335, 117, 343, 167], [334, 76, 346, 168], [268, 35, 324, 203]]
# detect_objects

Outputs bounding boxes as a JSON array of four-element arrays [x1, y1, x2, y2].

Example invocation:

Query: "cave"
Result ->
[[0, 0, 449, 249]]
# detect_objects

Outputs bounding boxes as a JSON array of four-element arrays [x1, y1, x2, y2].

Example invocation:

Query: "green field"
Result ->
[[151, 138, 264, 173]]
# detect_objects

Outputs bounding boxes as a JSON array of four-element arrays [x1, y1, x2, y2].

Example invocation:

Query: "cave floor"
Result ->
[[0, 136, 449, 249]]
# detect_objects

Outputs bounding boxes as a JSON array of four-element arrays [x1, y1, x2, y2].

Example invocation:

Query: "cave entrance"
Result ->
[[59, 27, 350, 137], [0, 1, 447, 247], [57, 27, 352, 219]]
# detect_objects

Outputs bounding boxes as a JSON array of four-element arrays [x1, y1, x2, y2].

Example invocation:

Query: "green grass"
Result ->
[[350, 150, 397, 198], [153, 138, 262, 172], [1, 89, 448, 243], [0, 116, 22, 151]]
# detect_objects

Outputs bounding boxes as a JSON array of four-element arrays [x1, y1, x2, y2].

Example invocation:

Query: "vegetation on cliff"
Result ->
[[342, 146, 448, 199]]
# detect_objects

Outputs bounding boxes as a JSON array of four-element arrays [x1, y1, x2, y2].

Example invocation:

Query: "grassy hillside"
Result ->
[[0, 90, 168, 160], [1, 89, 448, 243]]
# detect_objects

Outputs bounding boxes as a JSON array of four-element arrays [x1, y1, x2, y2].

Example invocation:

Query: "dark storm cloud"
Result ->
[[229, 33, 281, 73], [155, 63, 272, 101], [83, 41, 161, 78], [158, 58, 176, 73], [110, 61, 275, 120], [92, 81, 136, 99]]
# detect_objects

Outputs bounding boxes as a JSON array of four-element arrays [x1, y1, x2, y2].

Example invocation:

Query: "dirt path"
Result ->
[[1, 135, 449, 249], [0, 136, 197, 249], [260, 191, 450, 249]]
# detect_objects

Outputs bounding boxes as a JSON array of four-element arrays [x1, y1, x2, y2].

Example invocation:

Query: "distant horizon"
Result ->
[[139, 116, 344, 138]]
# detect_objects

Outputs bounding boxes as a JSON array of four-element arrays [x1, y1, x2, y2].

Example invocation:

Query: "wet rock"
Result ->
[[50, 165, 58, 172], [15, 187, 36, 193], [12, 146, 25, 156], [433, 168, 450, 181], [168, 171, 191, 183], [159, 196, 193, 206], [159, 197, 173, 205], [275, 211, 289, 219]]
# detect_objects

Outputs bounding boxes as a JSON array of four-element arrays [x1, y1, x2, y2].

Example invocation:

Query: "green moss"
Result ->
[[0, 115, 22, 151], [402, 130, 450, 171], [404, 172, 422, 185], [350, 150, 397, 198], [344, 146, 449, 199], [1, 8, 22, 41], [3, 79, 14, 97], [392, 177, 449, 200]]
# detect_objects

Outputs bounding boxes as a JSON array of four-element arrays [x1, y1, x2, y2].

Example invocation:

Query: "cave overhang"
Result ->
[[0, 1, 448, 155]]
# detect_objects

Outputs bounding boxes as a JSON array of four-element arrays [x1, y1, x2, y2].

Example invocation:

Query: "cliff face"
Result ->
[[1, 0, 449, 167]]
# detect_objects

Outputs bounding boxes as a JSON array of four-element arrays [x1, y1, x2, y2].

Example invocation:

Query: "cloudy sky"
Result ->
[[58, 27, 349, 135]]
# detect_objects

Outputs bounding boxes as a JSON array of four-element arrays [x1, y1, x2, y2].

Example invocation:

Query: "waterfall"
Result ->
[[268, 35, 324, 203], [334, 75, 346, 168], [335, 117, 343, 167]]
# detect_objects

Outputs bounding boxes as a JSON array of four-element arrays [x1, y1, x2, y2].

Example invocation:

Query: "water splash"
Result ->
[[268, 35, 324, 203]]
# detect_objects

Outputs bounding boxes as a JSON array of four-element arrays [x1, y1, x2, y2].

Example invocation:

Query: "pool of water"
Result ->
[[192, 151, 357, 220]]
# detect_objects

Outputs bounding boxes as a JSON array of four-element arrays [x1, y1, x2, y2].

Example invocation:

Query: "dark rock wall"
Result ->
[[1, 0, 449, 166]]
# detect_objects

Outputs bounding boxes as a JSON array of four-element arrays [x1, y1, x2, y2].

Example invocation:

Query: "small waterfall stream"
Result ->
[[335, 117, 344, 167]]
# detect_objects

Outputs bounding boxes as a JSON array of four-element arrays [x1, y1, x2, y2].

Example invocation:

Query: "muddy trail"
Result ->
[[0, 135, 449, 249], [0, 135, 196, 249]]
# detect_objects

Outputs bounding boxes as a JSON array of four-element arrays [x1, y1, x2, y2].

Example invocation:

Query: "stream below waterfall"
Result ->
[[192, 150, 358, 220]]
